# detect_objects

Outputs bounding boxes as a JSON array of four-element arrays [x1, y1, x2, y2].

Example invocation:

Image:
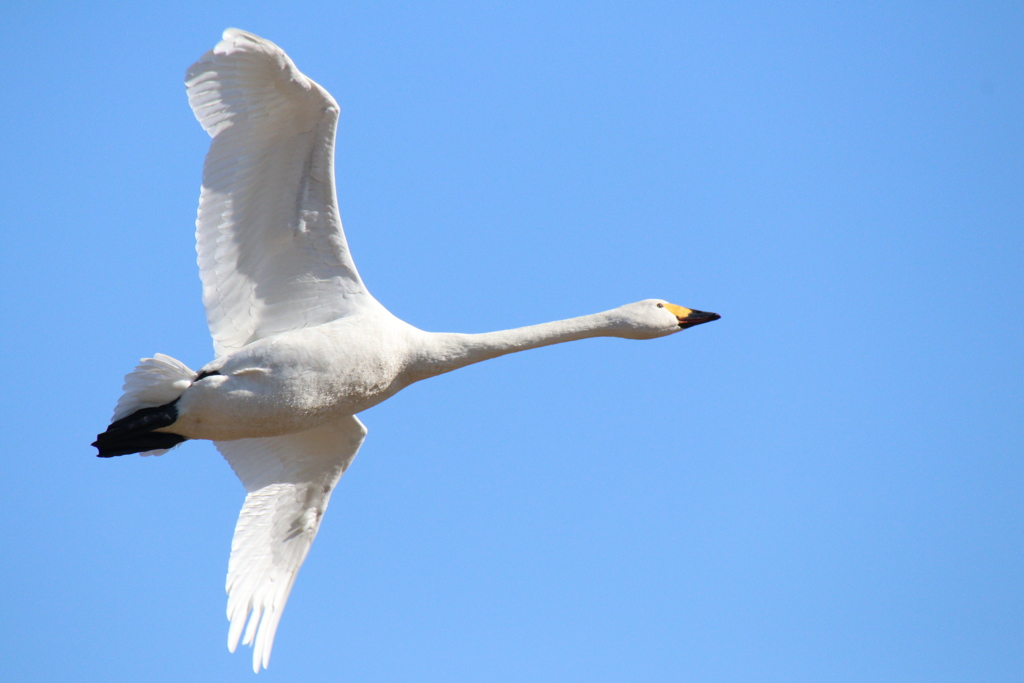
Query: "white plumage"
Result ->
[[95, 28, 719, 672], [218, 416, 366, 671], [186, 29, 365, 357]]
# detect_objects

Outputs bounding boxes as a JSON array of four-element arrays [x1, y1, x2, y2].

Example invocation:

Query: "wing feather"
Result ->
[[186, 29, 370, 357], [216, 415, 367, 672]]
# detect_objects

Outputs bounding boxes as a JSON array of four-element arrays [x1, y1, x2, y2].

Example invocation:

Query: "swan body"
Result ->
[[94, 29, 719, 672], [174, 307, 415, 441]]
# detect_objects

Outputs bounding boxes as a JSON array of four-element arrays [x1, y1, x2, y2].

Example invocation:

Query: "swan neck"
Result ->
[[413, 310, 620, 379]]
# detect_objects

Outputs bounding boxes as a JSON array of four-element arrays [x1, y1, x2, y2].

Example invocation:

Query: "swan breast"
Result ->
[[172, 316, 416, 440]]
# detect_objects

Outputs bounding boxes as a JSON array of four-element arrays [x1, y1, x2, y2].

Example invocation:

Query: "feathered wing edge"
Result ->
[[215, 415, 367, 672], [186, 28, 368, 358]]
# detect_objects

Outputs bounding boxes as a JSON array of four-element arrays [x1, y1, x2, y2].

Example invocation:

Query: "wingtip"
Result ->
[[216, 28, 273, 56]]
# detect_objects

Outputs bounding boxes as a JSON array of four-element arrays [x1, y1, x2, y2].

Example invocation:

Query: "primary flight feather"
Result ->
[[94, 28, 719, 672]]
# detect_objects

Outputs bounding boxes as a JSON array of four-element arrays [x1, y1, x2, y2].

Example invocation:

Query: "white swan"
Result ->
[[94, 29, 719, 672]]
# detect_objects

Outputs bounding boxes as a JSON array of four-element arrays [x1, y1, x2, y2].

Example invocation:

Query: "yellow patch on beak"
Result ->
[[663, 303, 693, 318], [665, 303, 721, 329]]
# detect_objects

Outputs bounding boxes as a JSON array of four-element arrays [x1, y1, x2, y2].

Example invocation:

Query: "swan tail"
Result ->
[[93, 353, 196, 458]]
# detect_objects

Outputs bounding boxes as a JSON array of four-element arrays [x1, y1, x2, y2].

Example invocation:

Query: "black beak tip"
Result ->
[[677, 310, 721, 329]]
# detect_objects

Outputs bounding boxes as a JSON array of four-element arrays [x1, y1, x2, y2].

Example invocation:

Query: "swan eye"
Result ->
[[656, 303, 664, 308]]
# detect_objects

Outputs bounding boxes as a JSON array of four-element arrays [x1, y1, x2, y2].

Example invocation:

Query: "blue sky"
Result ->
[[1, 2, 1021, 681]]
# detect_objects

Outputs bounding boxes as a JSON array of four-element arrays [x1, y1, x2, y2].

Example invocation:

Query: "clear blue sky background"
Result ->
[[0, 2, 1020, 681]]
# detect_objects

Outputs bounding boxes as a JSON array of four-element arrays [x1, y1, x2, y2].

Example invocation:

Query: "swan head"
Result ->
[[608, 299, 721, 339]]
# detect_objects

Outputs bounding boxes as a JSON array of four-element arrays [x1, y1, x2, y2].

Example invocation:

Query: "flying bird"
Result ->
[[93, 28, 720, 672]]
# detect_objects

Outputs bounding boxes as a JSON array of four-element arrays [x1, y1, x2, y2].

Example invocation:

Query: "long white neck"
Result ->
[[409, 309, 626, 381]]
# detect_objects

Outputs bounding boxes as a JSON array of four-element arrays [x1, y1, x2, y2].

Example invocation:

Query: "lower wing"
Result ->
[[215, 415, 367, 672]]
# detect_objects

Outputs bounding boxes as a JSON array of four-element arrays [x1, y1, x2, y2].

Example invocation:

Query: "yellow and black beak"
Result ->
[[663, 303, 721, 329]]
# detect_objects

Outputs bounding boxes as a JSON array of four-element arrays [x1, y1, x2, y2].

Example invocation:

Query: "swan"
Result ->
[[93, 28, 720, 672]]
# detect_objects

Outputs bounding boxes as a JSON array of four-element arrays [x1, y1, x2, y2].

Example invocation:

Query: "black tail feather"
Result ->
[[93, 400, 187, 458]]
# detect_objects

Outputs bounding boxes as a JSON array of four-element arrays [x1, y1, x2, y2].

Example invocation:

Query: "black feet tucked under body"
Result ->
[[93, 400, 188, 458]]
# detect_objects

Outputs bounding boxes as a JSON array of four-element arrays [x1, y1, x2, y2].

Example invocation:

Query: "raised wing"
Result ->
[[215, 415, 367, 672], [186, 29, 370, 357]]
